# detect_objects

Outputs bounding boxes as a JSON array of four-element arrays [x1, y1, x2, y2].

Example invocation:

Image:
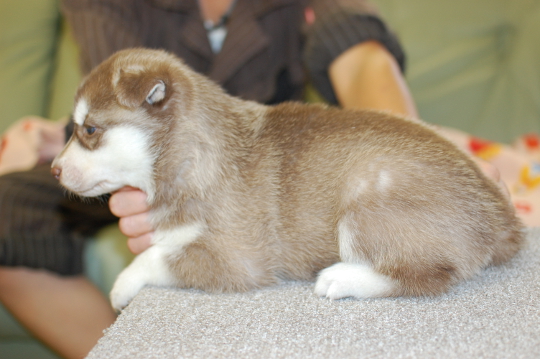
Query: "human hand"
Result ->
[[37, 124, 66, 164], [109, 187, 153, 254]]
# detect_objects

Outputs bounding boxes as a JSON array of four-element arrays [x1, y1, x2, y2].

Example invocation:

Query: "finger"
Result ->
[[127, 233, 153, 255], [109, 188, 149, 217], [118, 212, 153, 238]]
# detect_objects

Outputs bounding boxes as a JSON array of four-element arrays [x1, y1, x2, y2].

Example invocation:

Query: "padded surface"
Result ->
[[88, 228, 540, 359]]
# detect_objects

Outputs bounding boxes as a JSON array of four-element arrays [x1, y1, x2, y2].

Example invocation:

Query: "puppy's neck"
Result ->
[[149, 94, 266, 223]]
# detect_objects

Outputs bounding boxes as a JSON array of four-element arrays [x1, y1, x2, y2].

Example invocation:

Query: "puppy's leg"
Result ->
[[316, 194, 476, 298], [314, 219, 396, 299], [315, 262, 396, 299], [110, 244, 176, 311], [110, 223, 204, 310]]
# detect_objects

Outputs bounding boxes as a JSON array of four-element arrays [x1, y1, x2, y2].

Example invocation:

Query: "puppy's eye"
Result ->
[[86, 126, 96, 135]]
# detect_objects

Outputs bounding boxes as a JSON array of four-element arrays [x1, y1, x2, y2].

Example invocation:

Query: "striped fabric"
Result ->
[[0, 0, 405, 275], [61, 0, 405, 104], [0, 165, 116, 274]]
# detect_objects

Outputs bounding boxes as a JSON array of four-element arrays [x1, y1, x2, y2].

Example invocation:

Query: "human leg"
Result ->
[[0, 164, 118, 358], [0, 267, 116, 359]]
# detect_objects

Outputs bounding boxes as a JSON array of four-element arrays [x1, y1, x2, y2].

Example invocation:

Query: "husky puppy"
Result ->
[[52, 49, 523, 310]]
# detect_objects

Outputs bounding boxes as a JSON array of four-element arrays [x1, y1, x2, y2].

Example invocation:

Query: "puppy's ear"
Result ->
[[146, 81, 166, 105], [115, 69, 169, 109]]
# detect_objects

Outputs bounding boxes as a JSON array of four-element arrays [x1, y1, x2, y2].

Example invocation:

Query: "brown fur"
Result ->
[[66, 48, 524, 297]]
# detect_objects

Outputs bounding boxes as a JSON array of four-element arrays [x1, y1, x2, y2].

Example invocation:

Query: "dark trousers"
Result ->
[[0, 164, 117, 275]]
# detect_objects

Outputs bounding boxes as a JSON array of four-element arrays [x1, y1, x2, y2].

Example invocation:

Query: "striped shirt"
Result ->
[[61, 0, 405, 105]]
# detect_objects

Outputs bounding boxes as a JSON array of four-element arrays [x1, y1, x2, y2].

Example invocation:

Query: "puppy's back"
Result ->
[[257, 103, 523, 294]]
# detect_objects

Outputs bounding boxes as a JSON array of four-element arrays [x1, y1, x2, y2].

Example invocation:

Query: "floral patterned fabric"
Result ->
[[440, 127, 540, 227]]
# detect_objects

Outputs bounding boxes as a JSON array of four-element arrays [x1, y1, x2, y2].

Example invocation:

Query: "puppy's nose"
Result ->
[[51, 167, 62, 180]]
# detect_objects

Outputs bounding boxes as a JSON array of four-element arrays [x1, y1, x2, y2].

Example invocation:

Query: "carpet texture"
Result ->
[[88, 228, 540, 358]]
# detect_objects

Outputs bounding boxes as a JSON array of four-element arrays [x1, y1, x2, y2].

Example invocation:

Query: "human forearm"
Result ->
[[329, 40, 418, 118]]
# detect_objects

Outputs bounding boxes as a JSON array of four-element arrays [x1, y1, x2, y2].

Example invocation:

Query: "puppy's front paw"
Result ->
[[109, 245, 178, 311], [110, 269, 147, 311], [315, 262, 396, 300]]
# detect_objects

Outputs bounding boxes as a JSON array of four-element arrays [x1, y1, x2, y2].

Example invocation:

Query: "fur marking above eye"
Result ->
[[74, 98, 89, 126]]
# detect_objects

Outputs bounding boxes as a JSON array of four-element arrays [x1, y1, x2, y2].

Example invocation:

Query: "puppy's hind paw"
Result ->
[[314, 262, 396, 300]]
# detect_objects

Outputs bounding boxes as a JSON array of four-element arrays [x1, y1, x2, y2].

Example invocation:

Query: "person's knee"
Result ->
[[0, 266, 30, 288]]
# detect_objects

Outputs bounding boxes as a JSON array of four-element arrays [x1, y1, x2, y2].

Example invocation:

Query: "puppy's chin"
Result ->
[[62, 180, 121, 198]]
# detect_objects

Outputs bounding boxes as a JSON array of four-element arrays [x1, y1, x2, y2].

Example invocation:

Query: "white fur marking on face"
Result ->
[[53, 125, 156, 199], [315, 262, 396, 299], [73, 98, 89, 126], [377, 170, 392, 192]]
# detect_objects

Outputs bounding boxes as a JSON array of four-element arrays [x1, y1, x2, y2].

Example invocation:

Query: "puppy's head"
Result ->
[[51, 49, 194, 199]]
